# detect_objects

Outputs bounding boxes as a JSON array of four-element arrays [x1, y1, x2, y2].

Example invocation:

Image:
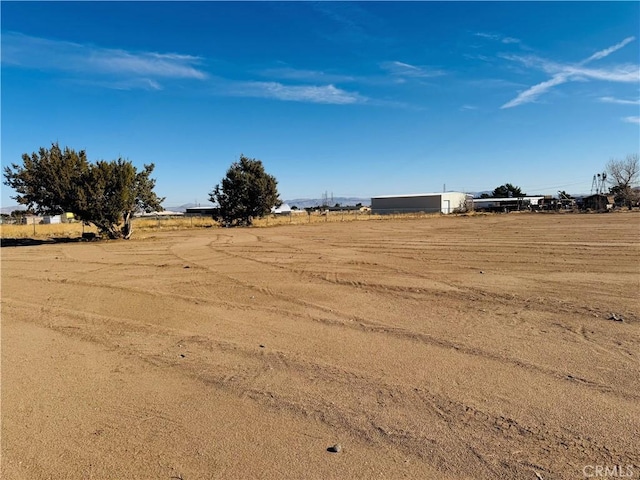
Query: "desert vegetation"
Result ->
[[3, 145, 639, 240], [3, 143, 164, 239], [607, 153, 640, 208], [1, 208, 508, 241], [210, 155, 280, 227]]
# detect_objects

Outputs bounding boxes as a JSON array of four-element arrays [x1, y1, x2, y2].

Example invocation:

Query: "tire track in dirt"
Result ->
[[5, 298, 635, 480], [2, 299, 495, 478], [298, 241, 637, 321], [4, 215, 639, 480], [224, 231, 640, 370], [8, 262, 637, 404], [164, 234, 640, 402], [6, 233, 637, 402], [203, 230, 639, 328]]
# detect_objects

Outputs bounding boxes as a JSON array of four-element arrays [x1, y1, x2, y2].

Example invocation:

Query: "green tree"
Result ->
[[10, 209, 30, 218], [3, 143, 164, 239], [492, 183, 525, 198], [209, 155, 280, 226]]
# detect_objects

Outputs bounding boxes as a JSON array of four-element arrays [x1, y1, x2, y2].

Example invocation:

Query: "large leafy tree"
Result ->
[[3, 143, 164, 239], [607, 154, 639, 208], [492, 183, 525, 198], [209, 155, 280, 226]]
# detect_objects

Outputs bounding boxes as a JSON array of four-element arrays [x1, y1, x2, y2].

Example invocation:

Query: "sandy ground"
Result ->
[[2, 212, 639, 479]]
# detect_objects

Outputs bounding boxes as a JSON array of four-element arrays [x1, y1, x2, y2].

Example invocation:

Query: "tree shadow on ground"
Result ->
[[0, 236, 97, 248]]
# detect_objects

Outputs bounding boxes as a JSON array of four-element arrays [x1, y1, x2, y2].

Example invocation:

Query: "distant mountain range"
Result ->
[[282, 197, 370, 209], [163, 203, 200, 213], [0, 205, 26, 215], [164, 197, 371, 212]]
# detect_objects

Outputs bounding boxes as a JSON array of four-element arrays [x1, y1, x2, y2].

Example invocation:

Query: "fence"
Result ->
[[0, 209, 474, 240], [134, 214, 217, 230], [0, 219, 99, 239], [0, 215, 212, 239], [253, 208, 469, 227]]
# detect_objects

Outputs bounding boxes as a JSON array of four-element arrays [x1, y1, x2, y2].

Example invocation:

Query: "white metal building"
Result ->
[[42, 215, 61, 224], [271, 203, 292, 215], [472, 196, 546, 212], [371, 192, 472, 215]]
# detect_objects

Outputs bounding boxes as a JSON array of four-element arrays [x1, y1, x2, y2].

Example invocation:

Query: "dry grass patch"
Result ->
[[0, 222, 98, 239], [1, 210, 484, 239]]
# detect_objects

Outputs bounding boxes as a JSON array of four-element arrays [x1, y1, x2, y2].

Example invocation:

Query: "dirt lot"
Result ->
[[2, 212, 639, 479]]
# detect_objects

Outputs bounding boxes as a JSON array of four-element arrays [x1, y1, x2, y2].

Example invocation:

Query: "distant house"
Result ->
[[135, 210, 184, 217], [20, 215, 41, 225], [185, 207, 219, 217], [581, 194, 614, 211], [42, 215, 62, 224]]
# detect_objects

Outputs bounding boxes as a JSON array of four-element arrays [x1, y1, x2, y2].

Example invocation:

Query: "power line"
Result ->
[[519, 180, 588, 192]]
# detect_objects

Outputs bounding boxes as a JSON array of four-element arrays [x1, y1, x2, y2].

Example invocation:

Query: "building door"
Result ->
[[443, 199, 450, 214]]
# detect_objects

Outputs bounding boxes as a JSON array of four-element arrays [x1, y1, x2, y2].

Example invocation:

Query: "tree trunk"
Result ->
[[122, 211, 132, 239], [93, 221, 122, 239]]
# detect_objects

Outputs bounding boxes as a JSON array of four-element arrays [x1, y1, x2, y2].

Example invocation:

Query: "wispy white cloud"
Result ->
[[562, 64, 639, 82], [502, 74, 570, 109], [227, 82, 366, 105], [311, 2, 388, 47], [73, 78, 164, 91], [501, 37, 638, 109], [475, 32, 500, 41], [380, 61, 445, 79], [475, 32, 521, 45], [497, 53, 541, 69], [599, 96, 640, 105], [89, 51, 206, 79], [583, 36, 635, 63], [464, 53, 491, 62], [500, 55, 638, 83], [258, 67, 354, 84], [623, 116, 640, 124], [502, 37, 521, 45], [3, 32, 373, 105], [467, 78, 527, 89], [2, 32, 207, 87]]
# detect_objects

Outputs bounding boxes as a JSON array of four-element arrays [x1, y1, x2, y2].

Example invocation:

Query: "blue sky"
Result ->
[[2, 1, 639, 207]]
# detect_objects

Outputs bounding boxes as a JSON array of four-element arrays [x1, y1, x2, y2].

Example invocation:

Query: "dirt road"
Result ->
[[2, 213, 639, 479]]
